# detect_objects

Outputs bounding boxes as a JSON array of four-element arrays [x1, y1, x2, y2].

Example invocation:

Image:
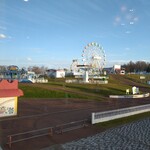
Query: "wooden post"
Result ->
[[83, 120, 88, 128], [83, 120, 86, 128], [49, 128, 53, 136], [61, 127, 63, 134], [8, 135, 12, 148]]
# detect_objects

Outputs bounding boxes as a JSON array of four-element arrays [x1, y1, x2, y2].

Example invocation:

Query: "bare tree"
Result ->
[[0, 65, 7, 71], [135, 61, 147, 72], [123, 61, 150, 73], [27, 66, 48, 74]]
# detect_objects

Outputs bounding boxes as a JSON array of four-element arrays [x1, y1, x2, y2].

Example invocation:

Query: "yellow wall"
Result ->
[[0, 97, 18, 117]]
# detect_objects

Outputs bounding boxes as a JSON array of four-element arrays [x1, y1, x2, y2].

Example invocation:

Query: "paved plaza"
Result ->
[[60, 117, 150, 150]]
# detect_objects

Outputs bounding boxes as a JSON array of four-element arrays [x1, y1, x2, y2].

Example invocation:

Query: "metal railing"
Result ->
[[55, 119, 88, 134], [7, 126, 53, 148], [92, 104, 150, 124], [7, 119, 89, 148]]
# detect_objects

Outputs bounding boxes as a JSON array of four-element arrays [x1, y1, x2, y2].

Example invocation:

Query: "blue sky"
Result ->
[[0, 0, 150, 69]]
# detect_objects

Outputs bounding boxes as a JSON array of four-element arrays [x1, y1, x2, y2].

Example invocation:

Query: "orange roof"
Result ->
[[0, 80, 23, 97], [0, 89, 23, 97]]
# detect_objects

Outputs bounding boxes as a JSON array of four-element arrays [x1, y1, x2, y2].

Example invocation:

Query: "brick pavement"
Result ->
[[56, 117, 150, 150]]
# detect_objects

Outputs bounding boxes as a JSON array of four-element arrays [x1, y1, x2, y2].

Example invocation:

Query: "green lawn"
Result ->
[[19, 84, 88, 99], [19, 74, 150, 99]]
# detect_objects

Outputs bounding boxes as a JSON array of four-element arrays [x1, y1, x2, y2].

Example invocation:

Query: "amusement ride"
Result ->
[[71, 42, 106, 82]]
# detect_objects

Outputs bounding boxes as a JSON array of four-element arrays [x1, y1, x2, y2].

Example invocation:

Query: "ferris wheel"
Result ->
[[82, 42, 106, 75]]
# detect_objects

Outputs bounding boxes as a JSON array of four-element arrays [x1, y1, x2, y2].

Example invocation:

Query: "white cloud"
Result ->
[[24, 0, 29, 2], [0, 34, 6, 39], [27, 57, 32, 61]]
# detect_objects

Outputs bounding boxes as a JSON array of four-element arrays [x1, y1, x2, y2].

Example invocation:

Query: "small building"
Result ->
[[0, 80, 23, 117], [46, 69, 65, 78], [109, 65, 125, 75]]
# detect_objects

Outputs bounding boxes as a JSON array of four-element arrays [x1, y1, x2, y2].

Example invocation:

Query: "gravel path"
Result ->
[[60, 117, 150, 150]]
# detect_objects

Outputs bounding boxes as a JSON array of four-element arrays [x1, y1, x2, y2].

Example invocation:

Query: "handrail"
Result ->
[[55, 119, 89, 134], [8, 126, 53, 137], [55, 119, 88, 128], [7, 126, 53, 148], [7, 119, 89, 148]]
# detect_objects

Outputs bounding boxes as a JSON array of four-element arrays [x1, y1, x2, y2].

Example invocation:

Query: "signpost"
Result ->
[[0, 80, 23, 118]]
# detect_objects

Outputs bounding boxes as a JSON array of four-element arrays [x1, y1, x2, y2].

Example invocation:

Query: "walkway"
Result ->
[[57, 117, 150, 150]]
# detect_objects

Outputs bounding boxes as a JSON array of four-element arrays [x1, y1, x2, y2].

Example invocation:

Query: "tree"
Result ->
[[27, 66, 48, 74], [122, 61, 150, 73], [127, 61, 135, 73], [135, 61, 147, 72], [146, 63, 150, 73], [0, 65, 7, 71]]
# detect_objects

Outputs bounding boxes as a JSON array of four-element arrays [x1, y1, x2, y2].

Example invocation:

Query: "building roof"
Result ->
[[0, 80, 23, 97]]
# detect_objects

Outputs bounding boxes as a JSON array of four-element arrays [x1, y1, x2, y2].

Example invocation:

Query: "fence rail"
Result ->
[[7, 126, 53, 148], [55, 119, 88, 134], [7, 119, 89, 148], [92, 104, 150, 124]]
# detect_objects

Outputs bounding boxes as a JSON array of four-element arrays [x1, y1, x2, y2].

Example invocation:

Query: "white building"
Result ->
[[110, 65, 125, 75], [46, 69, 65, 78]]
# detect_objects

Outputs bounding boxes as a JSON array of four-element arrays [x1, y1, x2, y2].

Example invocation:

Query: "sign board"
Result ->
[[140, 76, 145, 80], [0, 97, 18, 117]]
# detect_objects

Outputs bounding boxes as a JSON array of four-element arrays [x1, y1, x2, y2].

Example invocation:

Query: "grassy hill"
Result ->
[[19, 74, 150, 100]]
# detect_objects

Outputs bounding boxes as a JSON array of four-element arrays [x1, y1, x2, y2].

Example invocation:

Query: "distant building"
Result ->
[[109, 65, 125, 75], [27, 71, 36, 80], [46, 69, 65, 78], [113, 65, 121, 74]]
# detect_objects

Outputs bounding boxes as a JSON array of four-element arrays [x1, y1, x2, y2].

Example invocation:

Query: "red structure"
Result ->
[[0, 80, 23, 117]]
